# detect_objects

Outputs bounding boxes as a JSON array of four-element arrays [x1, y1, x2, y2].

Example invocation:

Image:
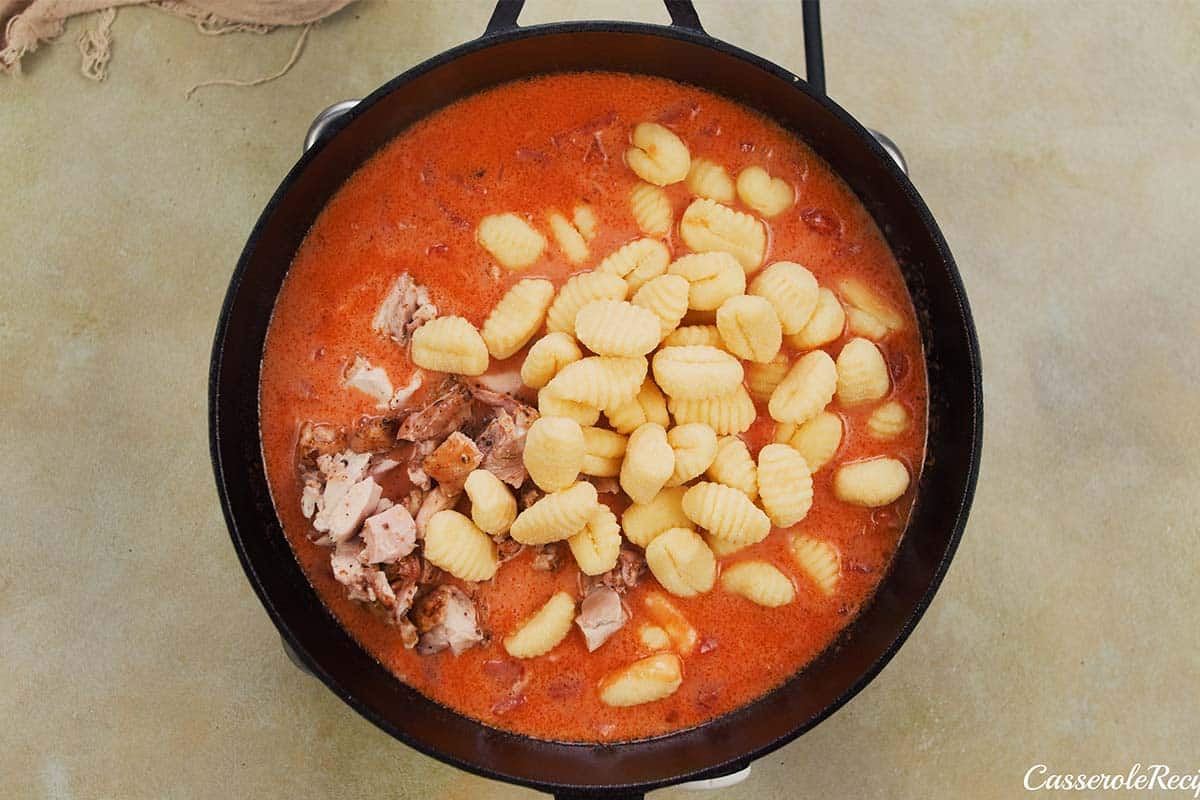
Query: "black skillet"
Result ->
[[209, 1, 983, 796]]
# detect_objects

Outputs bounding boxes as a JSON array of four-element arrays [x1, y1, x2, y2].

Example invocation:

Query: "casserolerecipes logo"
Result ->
[[1025, 764, 1200, 796]]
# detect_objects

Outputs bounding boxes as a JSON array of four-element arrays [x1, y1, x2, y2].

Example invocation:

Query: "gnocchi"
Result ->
[[580, 426, 629, 478], [630, 182, 673, 237], [410, 316, 490, 376], [838, 277, 905, 337], [480, 278, 555, 359], [833, 458, 910, 507], [597, 238, 671, 293], [705, 435, 758, 500], [836, 337, 890, 405], [605, 377, 670, 434], [504, 591, 577, 658], [545, 355, 648, 410], [682, 482, 771, 546], [464, 469, 517, 536], [789, 534, 840, 596], [704, 531, 748, 558], [665, 422, 719, 487], [748, 261, 819, 335], [523, 416, 586, 492], [620, 422, 675, 504], [547, 211, 590, 264], [638, 624, 672, 651], [721, 561, 796, 607], [631, 274, 690, 338], [668, 385, 756, 435], [642, 592, 698, 654], [599, 653, 684, 707], [679, 198, 766, 272], [625, 122, 691, 186], [716, 294, 783, 363], [621, 485, 691, 548], [521, 331, 582, 389], [510, 481, 600, 544], [735, 166, 794, 217], [662, 324, 724, 349], [538, 385, 601, 426], [545, 270, 628, 334], [567, 504, 622, 575], [651, 345, 744, 400], [686, 157, 735, 203], [478, 212, 546, 270], [867, 400, 911, 439], [423, 510, 499, 582], [788, 287, 845, 349], [667, 251, 747, 311], [574, 300, 661, 357], [757, 443, 813, 527], [776, 411, 842, 472], [572, 203, 598, 241], [768, 349, 838, 424], [745, 352, 791, 402], [645, 527, 717, 597]]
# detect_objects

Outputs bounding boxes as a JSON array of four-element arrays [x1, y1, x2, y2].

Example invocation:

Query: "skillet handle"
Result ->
[[483, 0, 706, 36]]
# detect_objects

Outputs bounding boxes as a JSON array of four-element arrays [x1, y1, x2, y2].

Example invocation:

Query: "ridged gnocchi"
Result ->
[[410, 316, 490, 376], [716, 294, 783, 363], [668, 386, 756, 435], [776, 411, 842, 472], [768, 349, 838, 424], [756, 443, 813, 527], [631, 274, 690, 337], [625, 122, 691, 186], [620, 422, 675, 504], [867, 400, 911, 439], [748, 261, 819, 335], [545, 355, 647, 410], [521, 331, 582, 389], [652, 345, 744, 400], [665, 423, 718, 487], [621, 485, 690, 548], [642, 592, 698, 654], [836, 337, 890, 405], [789, 534, 840, 595], [704, 531, 748, 558], [735, 166, 794, 218], [605, 377, 670, 434], [547, 211, 590, 264], [524, 416, 585, 492], [545, 270, 628, 334], [538, 385, 600, 426], [581, 426, 628, 478], [833, 458, 910, 507], [630, 182, 672, 236], [480, 278, 555, 359], [599, 653, 684, 707], [679, 198, 766, 273], [423, 510, 499, 582], [682, 481, 771, 545], [478, 212, 546, 270], [645, 527, 717, 597], [662, 324, 724, 349], [574, 300, 661, 357], [667, 252, 747, 311], [788, 287, 845, 349], [573, 203, 598, 241], [721, 560, 796, 607], [464, 469, 517, 536], [510, 481, 600, 544], [705, 435, 758, 500], [504, 591, 576, 658], [838, 278, 905, 338], [597, 238, 670, 293], [745, 352, 791, 402], [638, 624, 672, 651], [567, 504, 622, 575], [686, 157, 735, 203]]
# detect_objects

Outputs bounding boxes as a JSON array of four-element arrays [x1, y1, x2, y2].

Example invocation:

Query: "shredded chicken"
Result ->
[[422, 431, 482, 494], [531, 543, 565, 572], [348, 415, 399, 453], [331, 540, 393, 605], [518, 482, 544, 510], [311, 451, 372, 536], [372, 273, 439, 345], [496, 537, 524, 563], [476, 410, 532, 488], [297, 421, 346, 465], [413, 585, 484, 655], [415, 486, 457, 536], [343, 355, 394, 409], [595, 547, 647, 594], [360, 504, 417, 564], [396, 377, 474, 443], [575, 587, 627, 652]]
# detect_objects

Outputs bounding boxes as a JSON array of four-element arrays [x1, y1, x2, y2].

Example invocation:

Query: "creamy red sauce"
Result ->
[[260, 73, 926, 742]]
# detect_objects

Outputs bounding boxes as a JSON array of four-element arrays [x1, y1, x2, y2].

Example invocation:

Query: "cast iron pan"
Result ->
[[209, 1, 983, 797]]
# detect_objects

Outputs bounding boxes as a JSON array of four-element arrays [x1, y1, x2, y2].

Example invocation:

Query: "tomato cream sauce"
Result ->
[[260, 73, 926, 742]]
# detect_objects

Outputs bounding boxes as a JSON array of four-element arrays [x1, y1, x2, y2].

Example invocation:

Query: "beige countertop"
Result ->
[[2, 1, 1197, 797]]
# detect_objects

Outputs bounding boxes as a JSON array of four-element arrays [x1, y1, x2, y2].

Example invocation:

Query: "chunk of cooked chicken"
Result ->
[[324, 477, 383, 543], [476, 410, 531, 488], [422, 431, 482, 494], [413, 585, 483, 655], [372, 273, 438, 345], [343, 356, 394, 409], [595, 547, 648, 595], [360, 504, 417, 564], [576, 587, 627, 652], [396, 378, 474, 442], [414, 485, 457, 537], [311, 451, 372, 535], [348, 415, 399, 453], [297, 421, 346, 465]]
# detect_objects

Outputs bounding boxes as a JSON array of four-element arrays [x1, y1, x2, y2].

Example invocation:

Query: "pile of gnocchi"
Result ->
[[406, 121, 914, 707]]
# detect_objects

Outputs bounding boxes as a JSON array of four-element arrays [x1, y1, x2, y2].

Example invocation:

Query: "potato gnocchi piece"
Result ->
[[597, 238, 671, 293], [646, 527, 717, 598], [464, 469, 517, 536], [638, 624, 672, 651], [547, 211, 590, 264], [716, 294, 783, 363], [721, 560, 796, 607], [620, 423, 675, 504], [668, 386, 756, 435], [574, 300, 661, 357], [538, 385, 600, 426], [776, 411, 842, 472], [667, 252, 747, 311], [679, 198, 766, 273], [836, 337, 890, 405], [642, 592, 698, 654], [632, 274, 690, 338], [682, 481, 771, 546], [423, 510, 499, 582], [746, 352, 791, 402], [735, 166, 794, 218], [748, 261, 819, 335], [545, 355, 647, 411], [573, 204, 598, 241], [630, 182, 672, 237], [478, 212, 546, 270], [768, 349, 838, 424], [665, 423, 719, 487], [788, 287, 845, 349], [567, 504, 622, 575], [686, 157, 735, 203], [510, 481, 600, 544], [662, 324, 724, 349], [625, 122, 691, 186], [833, 458, 910, 507], [652, 345, 744, 400], [480, 278, 555, 359], [504, 591, 577, 658], [523, 416, 585, 492], [867, 400, 911, 439], [411, 316, 490, 376], [845, 306, 890, 340], [581, 426, 628, 477], [789, 534, 840, 596], [704, 531, 748, 558], [605, 377, 670, 434], [545, 271, 628, 334], [599, 653, 684, 707], [756, 443, 813, 527], [705, 435, 758, 500], [838, 277, 905, 337], [621, 486, 690, 548], [521, 331, 583, 389]]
